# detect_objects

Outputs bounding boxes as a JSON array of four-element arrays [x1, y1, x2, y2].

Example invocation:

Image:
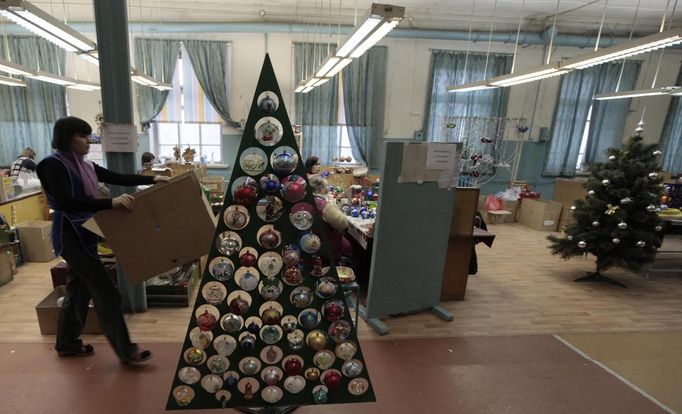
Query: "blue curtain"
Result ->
[[424, 50, 512, 154], [660, 68, 682, 174], [545, 61, 641, 176], [294, 43, 339, 164], [134, 38, 181, 130], [183, 40, 240, 128], [0, 37, 66, 166], [341, 46, 387, 166], [585, 61, 641, 164]]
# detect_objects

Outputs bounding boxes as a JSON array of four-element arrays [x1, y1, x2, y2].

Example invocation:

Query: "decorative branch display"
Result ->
[[165, 55, 374, 410], [548, 134, 664, 287]]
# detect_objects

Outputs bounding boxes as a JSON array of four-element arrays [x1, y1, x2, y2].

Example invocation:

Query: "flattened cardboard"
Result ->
[[84, 172, 216, 284]]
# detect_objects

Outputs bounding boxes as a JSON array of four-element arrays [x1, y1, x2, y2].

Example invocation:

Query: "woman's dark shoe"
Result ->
[[57, 344, 95, 357], [122, 349, 152, 365]]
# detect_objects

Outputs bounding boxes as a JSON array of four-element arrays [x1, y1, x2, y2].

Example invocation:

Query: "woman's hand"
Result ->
[[153, 175, 171, 183], [112, 194, 135, 210]]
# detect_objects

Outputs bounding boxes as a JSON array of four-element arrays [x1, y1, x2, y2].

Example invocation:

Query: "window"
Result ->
[[575, 104, 593, 171], [150, 45, 223, 163], [336, 74, 357, 164]]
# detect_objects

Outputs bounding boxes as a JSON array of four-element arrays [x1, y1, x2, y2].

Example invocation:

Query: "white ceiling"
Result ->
[[16, 0, 682, 35]]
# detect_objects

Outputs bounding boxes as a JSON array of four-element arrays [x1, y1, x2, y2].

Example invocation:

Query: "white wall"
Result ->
[[64, 32, 682, 148]]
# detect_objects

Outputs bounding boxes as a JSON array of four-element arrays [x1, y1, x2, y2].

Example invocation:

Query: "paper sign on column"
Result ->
[[101, 123, 138, 153], [426, 143, 459, 170]]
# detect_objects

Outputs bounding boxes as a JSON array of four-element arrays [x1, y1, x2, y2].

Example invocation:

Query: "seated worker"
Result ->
[[308, 174, 351, 263], [305, 156, 321, 178], [10, 147, 37, 177], [140, 152, 155, 171]]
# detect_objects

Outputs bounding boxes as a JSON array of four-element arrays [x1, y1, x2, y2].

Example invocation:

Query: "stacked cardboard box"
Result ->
[[554, 178, 587, 231], [519, 198, 563, 231]]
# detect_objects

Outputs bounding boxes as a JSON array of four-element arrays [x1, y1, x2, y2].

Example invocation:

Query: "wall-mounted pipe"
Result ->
[[0, 21, 636, 48]]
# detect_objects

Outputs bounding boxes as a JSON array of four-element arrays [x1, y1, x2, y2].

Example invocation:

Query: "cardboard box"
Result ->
[[554, 178, 587, 207], [35, 286, 101, 334], [519, 198, 563, 232], [15, 220, 55, 262], [558, 208, 574, 231], [83, 172, 216, 284]]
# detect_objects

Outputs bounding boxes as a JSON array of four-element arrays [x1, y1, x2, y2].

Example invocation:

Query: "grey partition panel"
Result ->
[[364, 142, 456, 319]]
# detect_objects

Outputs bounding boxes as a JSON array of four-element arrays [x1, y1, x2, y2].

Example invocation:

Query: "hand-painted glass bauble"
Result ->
[[314, 350, 335, 370], [240, 271, 259, 291], [316, 277, 338, 299], [260, 277, 283, 300], [247, 321, 261, 334], [230, 296, 249, 316], [272, 151, 297, 175], [577, 241, 587, 248], [259, 229, 280, 250], [197, 310, 217, 331], [300, 233, 321, 254], [259, 95, 278, 114], [282, 246, 301, 266], [348, 378, 369, 396], [211, 260, 234, 281], [265, 346, 279, 364], [299, 309, 320, 330], [242, 358, 260, 375], [262, 367, 282, 386], [283, 266, 303, 285], [240, 334, 256, 350], [208, 356, 229, 374], [178, 366, 201, 384], [225, 374, 239, 389], [225, 209, 249, 231], [284, 358, 303, 376], [218, 236, 241, 256], [234, 184, 258, 206], [185, 347, 205, 365], [328, 320, 352, 343], [243, 382, 255, 400], [305, 367, 321, 381], [281, 317, 297, 334], [262, 307, 282, 325], [323, 301, 344, 323], [283, 376, 306, 394], [221, 314, 242, 333], [291, 287, 314, 308], [260, 122, 278, 142], [261, 386, 283, 404], [618, 222, 628, 229], [240, 252, 257, 267], [281, 175, 307, 203], [201, 374, 224, 393], [287, 330, 304, 350], [322, 371, 342, 390], [173, 385, 195, 406], [341, 360, 363, 377], [307, 330, 327, 351], [335, 341, 357, 360], [313, 387, 328, 404]]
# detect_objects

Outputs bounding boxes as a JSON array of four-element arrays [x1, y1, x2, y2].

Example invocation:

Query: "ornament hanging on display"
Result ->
[[655, 225, 663, 232], [648, 172, 658, 179], [608, 155, 617, 161], [165, 54, 374, 411], [618, 221, 628, 229], [577, 241, 587, 248], [602, 179, 610, 186], [592, 221, 600, 227], [612, 238, 621, 245], [567, 235, 573, 241], [636, 241, 646, 247], [652, 150, 662, 156], [587, 190, 595, 196]]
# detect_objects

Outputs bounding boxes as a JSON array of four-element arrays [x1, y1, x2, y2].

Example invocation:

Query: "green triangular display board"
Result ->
[[166, 54, 375, 410]]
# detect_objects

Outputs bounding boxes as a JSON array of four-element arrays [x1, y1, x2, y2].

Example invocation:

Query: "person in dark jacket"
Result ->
[[37, 116, 168, 364]]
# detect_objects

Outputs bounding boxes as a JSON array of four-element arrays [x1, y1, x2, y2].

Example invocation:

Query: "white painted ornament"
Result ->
[[618, 222, 628, 230], [612, 238, 621, 245], [602, 179, 610, 185], [592, 221, 600, 227], [588, 190, 595, 196], [636, 241, 646, 248], [648, 172, 658, 179], [577, 241, 587, 248], [608, 155, 617, 161]]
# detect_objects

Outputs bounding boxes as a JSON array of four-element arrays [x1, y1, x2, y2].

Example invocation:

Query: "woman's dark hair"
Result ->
[[141, 152, 155, 165], [52, 116, 92, 151], [304, 156, 320, 174]]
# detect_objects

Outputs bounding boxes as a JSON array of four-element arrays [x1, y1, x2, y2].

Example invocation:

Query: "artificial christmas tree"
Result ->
[[166, 55, 374, 411], [548, 134, 664, 287]]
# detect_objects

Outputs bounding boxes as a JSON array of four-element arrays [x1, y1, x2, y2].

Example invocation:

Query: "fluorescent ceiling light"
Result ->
[[154, 82, 173, 91], [294, 82, 307, 93], [0, 0, 96, 53], [0, 74, 26, 87], [301, 86, 314, 93], [30, 70, 76, 86], [0, 59, 35, 76], [595, 87, 677, 101], [130, 70, 159, 87], [448, 80, 497, 93], [67, 80, 101, 91], [313, 78, 330, 87], [324, 58, 353, 77], [490, 65, 570, 87], [78, 51, 99, 66], [304, 77, 320, 88], [559, 28, 682, 70], [335, 3, 405, 59], [315, 56, 341, 78]]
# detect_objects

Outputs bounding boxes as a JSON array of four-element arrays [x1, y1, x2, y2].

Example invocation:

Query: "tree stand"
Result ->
[[238, 407, 298, 414], [574, 271, 627, 288]]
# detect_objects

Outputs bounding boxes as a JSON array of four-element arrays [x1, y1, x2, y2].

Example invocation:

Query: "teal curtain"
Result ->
[[294, 43, 339, 164], [0, 37, 66, 166], [134, 38, 181, 130], [424, 50, 512, 154], [341, 46, 387, 166], [660, 68, 682, 174], [585, 61, 641, 164], [545, 61, 641, 176], [183, 40, 240, 128]]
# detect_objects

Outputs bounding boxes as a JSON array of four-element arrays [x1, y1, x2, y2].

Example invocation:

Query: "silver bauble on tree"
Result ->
[[602, 179, 610, 185], [612, 238, 621, 245], [620, 197, 632, 204], [646, 204, 657, 212], [648, 172, 658, 179], [618, 222, 628, 229], [592, 221, 600, 227], [577, 241, 587, 248], [588, 190, 595, 196], [608, 155, 617, 161], [636, 241, 646, 248], [655, 225, 663, 232], [653, 150, 662, 156]]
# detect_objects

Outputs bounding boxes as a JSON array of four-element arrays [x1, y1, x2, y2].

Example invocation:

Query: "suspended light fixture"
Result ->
[[0, 73, 26, 86], [335, 3, 404, 59], [78, 51, 99, 66], [0, 58, 35, 76], [595, 86, 679, 100], [154, 83, 172, 91], [314, 56, 353, 78], [130, 69, 159, 87], [448, 80, 497, 93], [29, 70, 76, 86], [559, 28, 682, 70], [67, 80, 101, 91], [0, 0, 96, 53], [294, 81, 307, 93], [489, 65, 571, 87]]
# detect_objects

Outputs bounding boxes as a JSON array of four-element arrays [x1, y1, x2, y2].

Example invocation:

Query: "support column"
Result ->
[[93, 0, 147, 311]]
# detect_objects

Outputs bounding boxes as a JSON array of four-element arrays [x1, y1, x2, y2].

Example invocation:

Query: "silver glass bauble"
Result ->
[[592, 221, 600, 227], [636, 240, 646, 247], [618, 222, 628, 229], [577, 241, 587, 248], [648, 172, 658, 179], [608, 155, 617, 161], [655, 225, 663, 232], [587, 190, 595, 196], [620, 197, 632, 204], [646, 204, 657, 212], [612, 238, 621, 244], [653, 150, 662, 156], [602, 179, 610, 185]]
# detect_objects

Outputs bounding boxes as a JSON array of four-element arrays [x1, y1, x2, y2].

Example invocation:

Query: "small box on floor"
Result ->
[[519, 198, 563, 231], [35, 286, 102, 334]]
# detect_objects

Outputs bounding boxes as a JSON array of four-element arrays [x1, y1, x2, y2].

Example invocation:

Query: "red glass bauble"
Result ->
[[234, 185, 258, 206], [284, 266, 303, 285], [197, 310, 217, 331], [282, 248, 300, 266], [240, 252, 257, 267], [324, 302, 344, 323], [259, 229, 280, 249], [284, 358, 303, 376], [372, 193, 379, 201], [229, 296, 249, 316], [322, 371, 342, 390]]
